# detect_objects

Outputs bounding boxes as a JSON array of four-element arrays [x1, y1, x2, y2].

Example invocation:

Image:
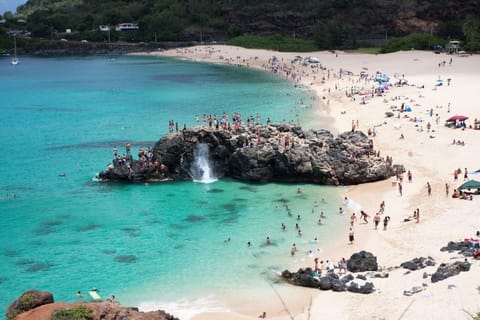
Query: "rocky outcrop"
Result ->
[[6, 290, 178, 320], [280, 251, 381, 294], [98, 124, 394, 185], [6, 290, 54, 319], [431, 261, 471, 283], [346, 251, 378, 272], [440, 240, 479, 257], [281, 267, 376, 294], [400, 256, 436, 271]]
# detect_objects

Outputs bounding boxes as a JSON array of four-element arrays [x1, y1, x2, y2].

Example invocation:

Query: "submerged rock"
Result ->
[[98, 124, 395, 185]]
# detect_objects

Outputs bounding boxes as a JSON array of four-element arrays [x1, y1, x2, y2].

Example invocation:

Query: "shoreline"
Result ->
[[143, 46, 480, 319]]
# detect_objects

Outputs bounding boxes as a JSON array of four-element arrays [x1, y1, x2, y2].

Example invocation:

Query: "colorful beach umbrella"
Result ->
[[447, 115, 469, 122], [458, 180, 480, 191]]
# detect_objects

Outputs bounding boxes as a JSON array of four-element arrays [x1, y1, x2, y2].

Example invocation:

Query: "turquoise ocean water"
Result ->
[[0, 55, 345, 318]]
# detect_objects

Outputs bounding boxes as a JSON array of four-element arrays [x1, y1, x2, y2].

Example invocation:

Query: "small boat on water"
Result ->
[[11, 35, 19, 65]]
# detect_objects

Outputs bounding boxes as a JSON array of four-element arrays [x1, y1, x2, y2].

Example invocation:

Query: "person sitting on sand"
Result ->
[[473, 248, 480, 259], [452, 189, 460, 198]]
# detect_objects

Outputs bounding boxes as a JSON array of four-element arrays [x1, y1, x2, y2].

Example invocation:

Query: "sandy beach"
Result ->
[[145, 46, 480, 320]]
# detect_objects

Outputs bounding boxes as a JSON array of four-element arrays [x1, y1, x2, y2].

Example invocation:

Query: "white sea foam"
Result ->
[[138, 295, 230, 320], [342, 195, 362, 212]]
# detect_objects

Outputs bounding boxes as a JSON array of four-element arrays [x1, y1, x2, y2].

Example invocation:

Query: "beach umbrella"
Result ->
[[447, 115, 469, 122], [458, 180, 480, 191]]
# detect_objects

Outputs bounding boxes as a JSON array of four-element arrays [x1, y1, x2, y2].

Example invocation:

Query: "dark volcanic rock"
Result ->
[[400, 256, 436, 270], [431, 261, 471, 283], [347, 281, 375, 294], [98, 124, 394, 185], [331, 279, 347, 292], [347, 251, 378, 272], [281, 268, 320, 288], [319, 276, 333, 290], [281, 268, 374, 294], [341, 274, 354, 283], [440, 240, 478, 257]]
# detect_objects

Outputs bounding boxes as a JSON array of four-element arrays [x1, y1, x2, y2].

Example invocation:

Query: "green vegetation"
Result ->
[[0, 0, 479, 53], [463, 16, 480, 51], [380, 33, 447, 53], [51, 306, 94, 320], [6, 292, 35, 320], [346, 47, 382, 54], [228, 35, 318, 52]]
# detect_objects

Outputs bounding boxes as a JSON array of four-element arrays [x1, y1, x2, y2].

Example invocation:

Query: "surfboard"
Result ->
[[89, 291, 102, 301]]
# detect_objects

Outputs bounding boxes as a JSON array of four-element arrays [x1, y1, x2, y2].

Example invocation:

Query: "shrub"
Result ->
[[228, 35, 318, 52], [51, 306, 94, 320], [381, 33, 446, 53]]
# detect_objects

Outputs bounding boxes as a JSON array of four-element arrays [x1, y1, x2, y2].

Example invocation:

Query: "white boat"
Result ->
[[11, 35, 19, 65]]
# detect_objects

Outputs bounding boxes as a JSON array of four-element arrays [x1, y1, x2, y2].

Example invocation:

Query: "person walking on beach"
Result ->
[[426, 182, 432, 196], [348, 228, 355, 244], [415, 208, 420, 223], [398, 182, 403, 196], [374, 213, 381, 230], [383, 216, 390, 230], [445, 183, 450, 197], [360, 210, 369, 223], [464, 168, 468, 180], [350, 213, 357, 226]]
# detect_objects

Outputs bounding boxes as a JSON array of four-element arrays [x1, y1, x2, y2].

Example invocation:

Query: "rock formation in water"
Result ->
[[6, 290, 178, 320], [98, 123, 395, 185]]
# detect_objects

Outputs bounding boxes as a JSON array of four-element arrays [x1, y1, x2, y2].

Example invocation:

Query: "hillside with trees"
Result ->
[[1, 0, 479, 53]]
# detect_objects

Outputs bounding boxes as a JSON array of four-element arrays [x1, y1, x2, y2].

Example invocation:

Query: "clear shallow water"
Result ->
[[0, 55, 343, 317]]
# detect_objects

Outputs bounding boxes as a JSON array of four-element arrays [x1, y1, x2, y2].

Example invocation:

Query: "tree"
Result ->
[[462, 16, 480, 51]]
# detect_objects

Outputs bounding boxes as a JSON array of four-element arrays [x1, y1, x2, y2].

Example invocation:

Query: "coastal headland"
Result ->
[[143, 46, 480, 319]]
